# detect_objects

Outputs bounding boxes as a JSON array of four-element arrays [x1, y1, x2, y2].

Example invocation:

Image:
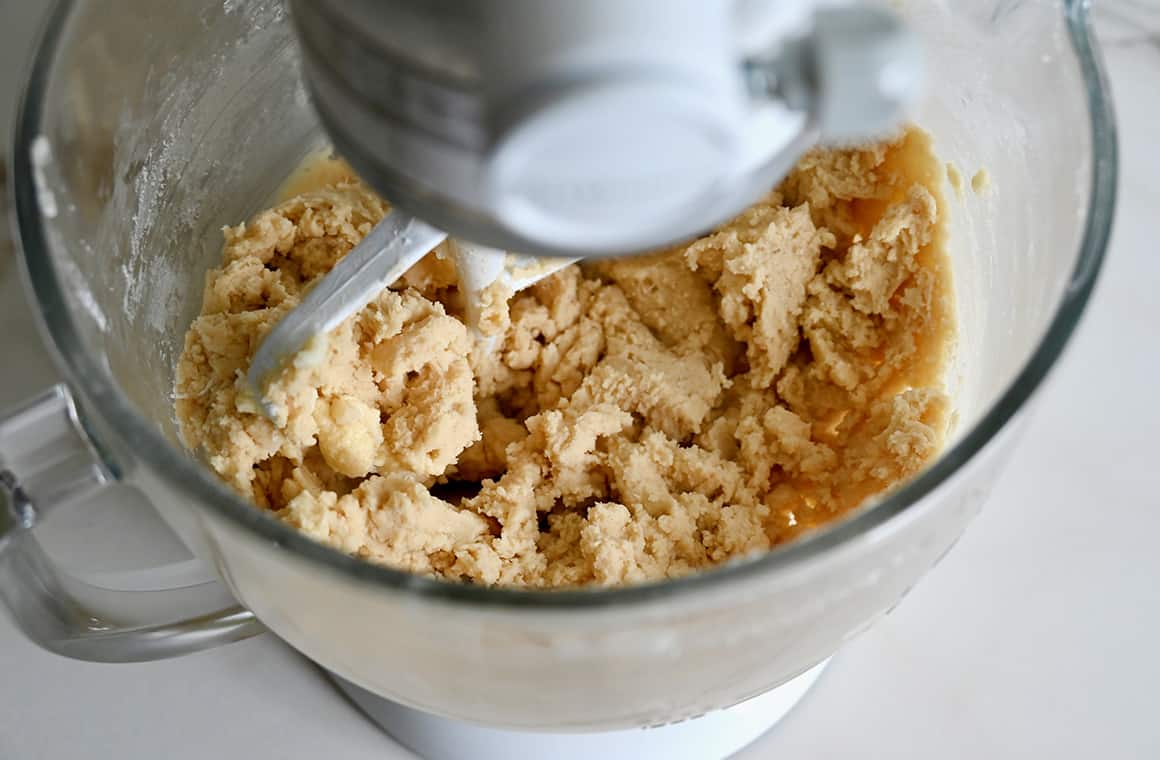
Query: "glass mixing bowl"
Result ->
[[2, 0, 1114, 731]]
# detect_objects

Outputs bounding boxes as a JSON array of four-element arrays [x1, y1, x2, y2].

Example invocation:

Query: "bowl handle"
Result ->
[[0, 384, 264, 662]]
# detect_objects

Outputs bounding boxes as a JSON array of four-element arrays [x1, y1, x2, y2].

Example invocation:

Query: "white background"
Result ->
[[1, 4, 1158, 758]]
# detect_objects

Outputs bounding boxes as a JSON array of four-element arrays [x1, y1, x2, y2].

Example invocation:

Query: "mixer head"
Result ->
[[288, 0, 922, 258]]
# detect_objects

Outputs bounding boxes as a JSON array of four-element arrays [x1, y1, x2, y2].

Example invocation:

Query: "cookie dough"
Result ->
[[176, 128, 954, 587]]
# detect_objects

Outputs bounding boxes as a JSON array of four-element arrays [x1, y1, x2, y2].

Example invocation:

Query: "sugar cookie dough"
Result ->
[[176, 128, 954, 587]]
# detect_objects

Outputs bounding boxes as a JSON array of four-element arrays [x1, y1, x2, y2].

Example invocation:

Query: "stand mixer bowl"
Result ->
[[5, 0, 1113, 731]]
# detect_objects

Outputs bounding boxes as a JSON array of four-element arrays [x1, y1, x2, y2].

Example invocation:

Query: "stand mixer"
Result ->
[[240, 6, 924, 751], [0, 0, 1115, 759], [290, 0, 920, 256], [250, 0, 923, 410]]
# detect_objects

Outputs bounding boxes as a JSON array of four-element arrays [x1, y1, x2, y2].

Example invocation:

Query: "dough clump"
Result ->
[[176, 129, 953, 587]]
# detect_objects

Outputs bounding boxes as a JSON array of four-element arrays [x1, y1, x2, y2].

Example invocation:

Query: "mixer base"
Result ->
[[329, 659, 829, 760]]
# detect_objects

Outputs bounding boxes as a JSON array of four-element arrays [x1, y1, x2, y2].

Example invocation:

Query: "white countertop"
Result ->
[[2, 15, 1159, 760]]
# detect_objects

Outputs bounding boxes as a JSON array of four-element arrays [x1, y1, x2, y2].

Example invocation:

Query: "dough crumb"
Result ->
[[971, 169, 991, 195], [176, 128, 955, 588], [946, 162, 964, 197]]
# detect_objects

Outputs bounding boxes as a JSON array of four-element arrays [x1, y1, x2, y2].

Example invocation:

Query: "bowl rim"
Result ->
[[8, 0, 1117, 610]]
